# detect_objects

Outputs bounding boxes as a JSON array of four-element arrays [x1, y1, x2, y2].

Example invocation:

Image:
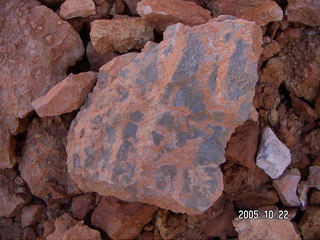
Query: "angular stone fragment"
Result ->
[[273, 169, 301, 207], [299, 206, 320, 240], [20, 117, 80, 201], [286, 0, 320, 27], [137, 0, 211, 32], [60, 0, 96, 19], [291, 94, 317, 122], [307, 166, 320, 190], [0, 0, 84, 119], [123, 0, 140, 15], [91, 197, 158, 239], [21, 205, 43, 227], [32, 72, 97, 117], [256, 127, 291, 179], [233, 217, 301, 240], [90, 17, 154, 54], [0, 169, 31, 217], [71, 194, 94, 220], [0, 218, 23, 240], [0, 128, 17, 169], [208, 0, 283, 26], [67, 17, 262, 214]]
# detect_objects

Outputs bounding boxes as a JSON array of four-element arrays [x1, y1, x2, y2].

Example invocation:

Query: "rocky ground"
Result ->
[[0, 0, 319, 239]]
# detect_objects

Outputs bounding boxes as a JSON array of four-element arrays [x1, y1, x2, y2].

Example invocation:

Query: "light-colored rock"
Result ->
[[21, 205, 43, 227], [32, 72, 97, 117], [298, 181, 310, 209], [91, 196, 158, 239], [273, 169, 301, 207], [0, 169, 31, 217], [256, 127, 291, 179], [137, 0, 211, 32], [286, 0, 320, 27], [233, 217, 301, 240], [19, 117, 80, 201], [67, 16, 262, 215], [307, 166, 320, 190], [299, 206, 320, 240], [90, 17, 154, 54], [208, 0, 283, 26], [60, 0, 96, 19]]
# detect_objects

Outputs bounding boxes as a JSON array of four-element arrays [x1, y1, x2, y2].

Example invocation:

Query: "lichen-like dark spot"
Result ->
[[123, 121, 138, 141], [151, 131, 163, 146], [91, 115, 102, 125], [116, 86, 129, 102], [130, 111, 144, 123], [112, 162, 136, 186], [119, 68, 129, 79], [160, 84, 174, 105], [237, 100, 251, 123], [80, 128, 85, 138], [116, 140, 134, 162], [185, 186, 211, 209], [154, 165, 177, 190], [158, 112, 174, 130], [224, 32, 232, 42], [84, 146, 96, 168], [204, 167, 219, 194], [209, 61, 218, 101], [182, 168, 191, 193], [104, 124, 116, 144], [73, 153, 80, 168], [174, 127, 191, 148], [212, 111, 225, 123]]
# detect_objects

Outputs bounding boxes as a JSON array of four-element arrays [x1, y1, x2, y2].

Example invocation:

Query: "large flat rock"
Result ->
[[67, 16, 262, 215]]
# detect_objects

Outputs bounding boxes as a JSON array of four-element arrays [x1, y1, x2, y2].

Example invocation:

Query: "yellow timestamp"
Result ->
[[238, 210, 289, 220]]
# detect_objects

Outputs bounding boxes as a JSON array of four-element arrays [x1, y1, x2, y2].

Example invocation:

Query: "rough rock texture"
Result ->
[[0, 0, 84, 119], [273, 169, 301, 207], [286, 0, 320, 27], [21, 205, 43, 227], [299, 206, 320, 240], [90, 17, 154, 54], [67, 17, 262, 214], [310, 189, 320, 205], [291, 94, 317, 123], [225, 120, 259, 169], [19, 116, 80, 201], [0, 218, 23, 240], [256, 127, 291, 179], [0, 128, 17, 169], [32, 72, 97, 117], [208, 0, 283, 26], [0, 169, 31, 217], [71, 194, 94, 220], [137, 0, 211, 32], [60, 0, 96, 19], [233, 217, 301, 240], [91, 196, 158, 239], [307, 166, 320, 189], [123, 0, 140, 15], [86, 41, 120, 71], [39, 0, 65, 7]]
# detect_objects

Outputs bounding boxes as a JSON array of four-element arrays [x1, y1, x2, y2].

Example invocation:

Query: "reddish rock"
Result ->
[[282, 30, 320, 102], [91, 196, 158, 239], [233, 217, 301, 240], [123, 0, 140, 15], [0, 218, 23, 240], [286, 0, 320, 27], [86, 41, 120, 71], [23, 227, 36, 240], [307, 166, 320, 189], [87, 0, 111, 21], [273, 169, 301, 207], [256, 127, 291, 179], [304, 129, 320, 156], [21, 205, 43, 227], [310, 189, 320, 205], [19, 117, 80, 201], [46, 214, 77, 240], [137, 0, 211, 32], [115, 0, 126, 14], [90, 17, 154, 53], [225, 120, 259, 169], [261, 40, 281, 63], [299, 206, 320, 240], [0, 169, 31, 217], [60, 0, 96, 19], [32, 72, 97, 117], [61, 223, 102, 240], [0, 0, 84, 119], [67, 17, 262, 214], [315, 95, 320, 117], [208, 0, 283, 26], [42, 220, 56, 238], [291, 94, 317, 122], [0, 128, 17, 169], [71, 194, 94, 220]]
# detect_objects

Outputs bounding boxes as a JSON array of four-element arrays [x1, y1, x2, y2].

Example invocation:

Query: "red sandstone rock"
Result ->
[[304, 129, 320, 156], [46, 214, 76, 240], [137, 0, 211, 32], [233, 216, 301, 240], [315, 95, 320, 117], [61, 223, 102, 240], [261, 40, 281, 63], [32, 72, 97, 117], [0, 218, 23, 240], [115, 0, 126, 14], [299, 206, 320, 240], [225, 120, 259, 169], [71, 194, 94, 220], [60, 0, 96, 19], [67, 17, 262, 214], [19, 117, 80, 201], [23, 227, 36, 240], [91, 196, 158, 239], [286, 0, 320, 27], [0, 128, 17, 169], [21, 205, 43, 227], [291, 94, 317, 122], [0, 169, 31, 217], [123, 0, 140, 15], [273, 169, 301, 207], [310, 189, 320, 205], [90, 17, 154, 54], [86, 42, 120, 71], [307, 166, 320, 190], [208, 0, 283, 26], [0, 0, 84, 119]]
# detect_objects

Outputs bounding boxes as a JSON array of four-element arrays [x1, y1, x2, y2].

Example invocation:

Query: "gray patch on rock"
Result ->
[[130, 111, 144, 123], [154, 165, 177, 191], [151, 131, 163, 146], [116, 140, 134, 162], [123, 121, 138, 141], [158, 112, 174, 130]]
